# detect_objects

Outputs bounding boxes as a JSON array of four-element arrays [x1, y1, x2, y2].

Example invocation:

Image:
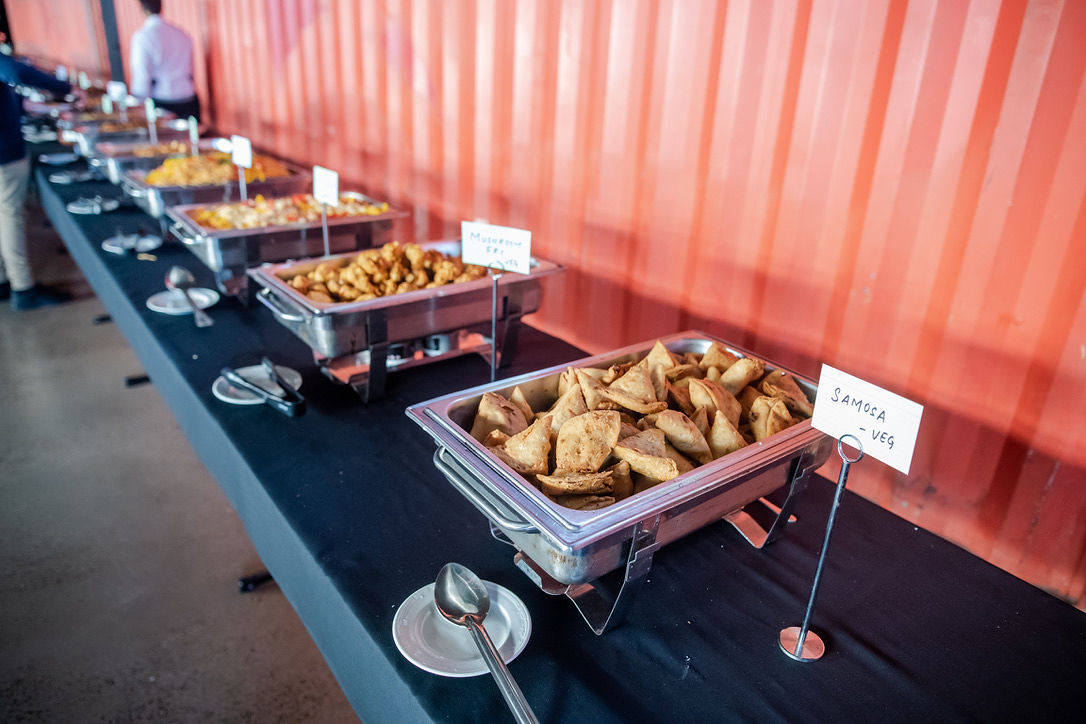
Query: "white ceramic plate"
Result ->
[[212, 365, 303, 405], [145, 288, 220, 315], [101, 234, 162, 255], [393, 580, 531, 677], [67, 197, 120, 215], [38, 151, 79, 165]]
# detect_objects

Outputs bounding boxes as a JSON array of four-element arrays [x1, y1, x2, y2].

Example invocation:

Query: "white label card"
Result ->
[[78, 72, 90, 90], [106, 80, 127, 102], [811, 364, 924, 475], [312, 166, 339, 206], [56, 65, 68, 81], [460, 221, 532, 274], [101, 96, 113, 114], [230, 135, 252, 169], [143, 97, 156, 118]]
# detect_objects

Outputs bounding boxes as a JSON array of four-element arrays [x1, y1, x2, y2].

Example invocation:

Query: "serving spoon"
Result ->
[[435, 563, 538, 724], [165, 265, 213, 327]]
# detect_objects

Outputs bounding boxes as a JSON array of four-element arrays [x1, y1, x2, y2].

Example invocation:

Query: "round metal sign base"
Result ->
[[779, 627, 825, 662]]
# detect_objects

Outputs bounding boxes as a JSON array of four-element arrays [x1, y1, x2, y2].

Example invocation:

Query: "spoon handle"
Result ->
[[181, 289, 214, 327], [467, 620, 538, 724]]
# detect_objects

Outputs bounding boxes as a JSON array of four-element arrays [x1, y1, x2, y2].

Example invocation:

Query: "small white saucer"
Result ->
[[212, 365, 303, 405], [38, 151, 79, 165], [102, 234, 162, 255], [146, 288, 219, 315], [67, 197, 120, 215], [393, 580, 531, 677]]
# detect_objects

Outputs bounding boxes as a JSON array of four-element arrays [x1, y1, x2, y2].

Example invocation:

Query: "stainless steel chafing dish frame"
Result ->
[[63, 115, 183, 156], [248, 241, 563, 400], [88, 137, 232, 185], [119, 157, 312, 219], [55, 105, 173, 130], [164, 191, 407, 298], [406, 331, 833, 634]]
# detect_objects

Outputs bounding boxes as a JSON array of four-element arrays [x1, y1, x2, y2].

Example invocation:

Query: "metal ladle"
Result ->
[[165, 266, 213, 327], [435, 563, 538, 724]]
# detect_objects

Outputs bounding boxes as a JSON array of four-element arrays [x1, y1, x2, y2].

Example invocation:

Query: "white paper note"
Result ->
[[230, 135, 253, 169], [313, 166, 339, 206], [460, 221, 532, 274], [811, 364, 924, 475]]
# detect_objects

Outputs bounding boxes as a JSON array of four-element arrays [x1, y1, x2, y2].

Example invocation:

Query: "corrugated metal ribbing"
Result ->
[[10, 0, 1086, 606], [7, 0, 109, 79]]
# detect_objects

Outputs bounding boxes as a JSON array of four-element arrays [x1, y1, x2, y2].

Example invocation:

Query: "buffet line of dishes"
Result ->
[[28, 95, 828, 637]]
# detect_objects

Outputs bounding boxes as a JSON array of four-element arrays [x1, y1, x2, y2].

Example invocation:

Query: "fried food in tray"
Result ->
[[467, 341, 814, 511], [143, 152, 290, 187], [131, 139, 192, 157], [190, 193, 390, 230], [96, 118, 178, 133], [284, 241, 489, 304]]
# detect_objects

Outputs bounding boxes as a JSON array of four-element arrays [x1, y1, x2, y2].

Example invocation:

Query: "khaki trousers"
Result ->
[[0, 156, 32, 291]]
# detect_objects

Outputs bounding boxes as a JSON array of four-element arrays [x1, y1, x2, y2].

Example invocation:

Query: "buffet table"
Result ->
[[34, 153, 1086, 722]]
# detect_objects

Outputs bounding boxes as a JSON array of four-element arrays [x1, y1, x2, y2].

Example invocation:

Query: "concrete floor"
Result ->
[[0, 202, 357, 721]]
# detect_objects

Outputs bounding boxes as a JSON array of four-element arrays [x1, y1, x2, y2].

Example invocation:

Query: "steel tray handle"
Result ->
[[121, 176, 148, 199], [255, 287, 306, 324], [168, 221, 200, 246], [433, 447, 537, 533]]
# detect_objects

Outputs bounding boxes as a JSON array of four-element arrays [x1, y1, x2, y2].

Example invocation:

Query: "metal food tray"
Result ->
[[120, 158, 311, 219], [70, 118, 189, 157], [90, 137, 231, 185], [164, 191, 406, 297], [55, 105, 171, 130], [406, 332, 832, 632], [247, 241, 562, 359]]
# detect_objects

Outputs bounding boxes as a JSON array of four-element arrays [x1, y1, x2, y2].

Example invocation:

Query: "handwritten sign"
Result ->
[[106, 81, 127, 102], [811, 365, 923, 475], [460, 221, 532, 274], [312, 166, 339, 206], [230, 135, 252, 169]]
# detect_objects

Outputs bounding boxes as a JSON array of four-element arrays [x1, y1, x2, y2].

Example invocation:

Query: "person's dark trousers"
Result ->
[[153, 95, 201, 123]]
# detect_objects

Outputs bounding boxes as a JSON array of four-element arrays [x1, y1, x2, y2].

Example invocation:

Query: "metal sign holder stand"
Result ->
[[489, 271, 503, 382], [779, 433, 864, 662]]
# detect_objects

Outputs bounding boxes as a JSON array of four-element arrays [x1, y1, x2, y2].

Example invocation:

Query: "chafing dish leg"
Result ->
[[724, 447, 820, 548], [496, 312, 523, 369], [515, 516, 661, 636]]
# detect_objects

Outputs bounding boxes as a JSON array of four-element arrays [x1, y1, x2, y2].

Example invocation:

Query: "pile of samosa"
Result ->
[[468, 340, 813, 512]]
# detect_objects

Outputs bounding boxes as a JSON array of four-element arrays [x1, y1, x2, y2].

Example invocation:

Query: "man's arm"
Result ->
[[129, 32, 151, 98], [0, 56, 71, 97]]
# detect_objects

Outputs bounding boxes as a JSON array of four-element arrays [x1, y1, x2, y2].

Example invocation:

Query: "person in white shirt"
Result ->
[[128, 0, 199, 121]]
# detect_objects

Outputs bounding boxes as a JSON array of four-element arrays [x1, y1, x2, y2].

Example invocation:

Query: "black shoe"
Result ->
[[0, 282, 9, 301], [11, 284, 72, 310]]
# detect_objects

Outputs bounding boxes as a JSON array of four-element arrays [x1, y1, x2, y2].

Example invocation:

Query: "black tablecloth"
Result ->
[[33, 151, 1086, 723]]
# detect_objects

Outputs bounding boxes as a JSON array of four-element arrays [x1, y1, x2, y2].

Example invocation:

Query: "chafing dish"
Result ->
[[248, 242, 563, 400], [55, 104, 170, 130], [406, 332, 832, 633], [165, 191, 406, 297], [90, 137, 231, 185], [120, 158, 311, 219], [69, 117, 188, 157]]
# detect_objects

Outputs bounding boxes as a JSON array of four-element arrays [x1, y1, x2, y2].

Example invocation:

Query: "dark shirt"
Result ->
[[0, 56, 72, 165]]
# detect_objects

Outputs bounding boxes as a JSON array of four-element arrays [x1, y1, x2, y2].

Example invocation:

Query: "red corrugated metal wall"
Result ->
[[6, 0, 110, 79], [11, 0, 1086, 606]]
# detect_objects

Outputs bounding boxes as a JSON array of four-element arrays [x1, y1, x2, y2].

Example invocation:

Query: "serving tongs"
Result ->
[[220, 357, 306, 417]]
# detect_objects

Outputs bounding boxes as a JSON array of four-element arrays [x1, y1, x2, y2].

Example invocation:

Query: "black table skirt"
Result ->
[[32, 153, 1086, 723]]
